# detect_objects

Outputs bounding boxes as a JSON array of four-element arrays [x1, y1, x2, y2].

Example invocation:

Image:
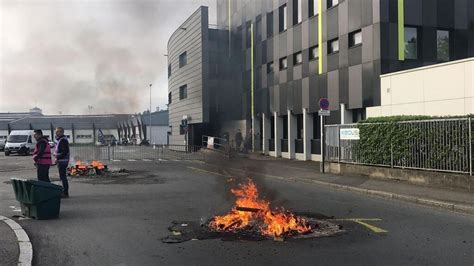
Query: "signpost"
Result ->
[[319, 98, 330, 173], [182, 116, 189, 152], [340, 128, 360, 140]]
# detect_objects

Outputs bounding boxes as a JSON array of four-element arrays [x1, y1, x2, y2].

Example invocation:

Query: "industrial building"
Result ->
[[167, 1, 474, 160], [0, 109, 170, 145]]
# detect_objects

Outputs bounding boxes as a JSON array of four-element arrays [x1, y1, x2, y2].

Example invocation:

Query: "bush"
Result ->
[[352, 115, 472, 171]]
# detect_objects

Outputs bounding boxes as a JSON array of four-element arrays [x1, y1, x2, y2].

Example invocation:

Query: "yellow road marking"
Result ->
[[330, 218, 388, 234], [188, 166, 389, 234], [187, 167, 231, 178]]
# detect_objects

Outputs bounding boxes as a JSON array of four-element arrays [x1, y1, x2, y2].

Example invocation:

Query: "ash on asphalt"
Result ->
[[73, 170, 166, 185], [162, 213, 345, 244]]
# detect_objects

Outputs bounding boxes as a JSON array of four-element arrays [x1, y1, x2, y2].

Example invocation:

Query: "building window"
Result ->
[[404, 27, 418, 60], [328, 38, 339, 54], [76, 135, 92, 139], [309, 0, 318, 17], [179, 85, 187, 100], [267, 61, 274, 73], [179, 51, 187, 68], [437, 30, 449, 62], [279, 4, 287, 32], [309, 45, 319, 60], [267, 12, 273, 38], [327, 0, 339, 9], [293, 0, 302, 25], [294, 51, 302, 65], [279, 57, 288, 70], [349, 30, 362, 48], [168, 92, 172, 104], [168, 64, 171, 78]]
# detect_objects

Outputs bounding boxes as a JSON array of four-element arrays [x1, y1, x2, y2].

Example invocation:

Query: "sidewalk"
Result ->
[[0, 217, 19, 266], [205, 153, 474, 215]]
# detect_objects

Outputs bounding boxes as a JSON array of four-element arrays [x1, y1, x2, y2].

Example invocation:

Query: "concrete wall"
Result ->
[[327, 162, 473, 191], [367, 58, 474, 117], [168, 7, 209, 145]]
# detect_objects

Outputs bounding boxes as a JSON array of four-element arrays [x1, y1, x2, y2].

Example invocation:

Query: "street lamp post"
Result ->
[[149, 83, 152, 144]]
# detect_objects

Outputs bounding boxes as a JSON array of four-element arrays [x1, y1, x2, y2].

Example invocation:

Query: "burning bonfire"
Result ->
[[67, 160, 108, 176], [208, 179, 312, 239]]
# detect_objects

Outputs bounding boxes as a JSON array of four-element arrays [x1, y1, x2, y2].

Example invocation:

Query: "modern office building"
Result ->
[[168, 1, 474, 160]]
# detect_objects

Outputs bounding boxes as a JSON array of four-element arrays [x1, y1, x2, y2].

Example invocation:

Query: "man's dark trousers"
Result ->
[[37, 164, 51, 182], [57, 162, 69, 195]]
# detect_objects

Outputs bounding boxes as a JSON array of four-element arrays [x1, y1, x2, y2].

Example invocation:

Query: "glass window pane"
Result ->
[[329, 39, 339, 54], [280, 57, 288, 69], [437, 30, 449, 61], [313, 0, 318, 16], [297, 0, 302, 24], [294, 52, 302, 65], [310, 46, 319, 60], [404, 27, 418, 60]]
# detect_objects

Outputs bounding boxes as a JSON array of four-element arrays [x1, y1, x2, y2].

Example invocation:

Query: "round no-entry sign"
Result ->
[[319, 98, 329, 110]]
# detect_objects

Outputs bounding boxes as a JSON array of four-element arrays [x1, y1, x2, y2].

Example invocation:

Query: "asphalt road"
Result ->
[[0, 154, 473, 265]]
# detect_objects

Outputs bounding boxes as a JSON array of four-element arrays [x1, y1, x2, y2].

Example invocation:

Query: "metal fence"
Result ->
[[325, 118, 472, 175], [70, 144, 205, 162]]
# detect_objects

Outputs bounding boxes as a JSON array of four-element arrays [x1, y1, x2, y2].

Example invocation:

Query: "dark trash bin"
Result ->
[[11, 178, 63, 220]]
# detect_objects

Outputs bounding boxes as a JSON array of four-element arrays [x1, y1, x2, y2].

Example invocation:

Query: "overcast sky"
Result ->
[[0, 0, 216, 115]]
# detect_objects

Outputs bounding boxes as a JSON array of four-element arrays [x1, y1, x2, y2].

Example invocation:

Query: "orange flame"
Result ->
[[209, 179, 312, 237]]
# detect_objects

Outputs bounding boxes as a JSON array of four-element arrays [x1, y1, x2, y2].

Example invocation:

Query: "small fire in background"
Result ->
[[208, 179, 312, 239], [68, 160, 108, 176]]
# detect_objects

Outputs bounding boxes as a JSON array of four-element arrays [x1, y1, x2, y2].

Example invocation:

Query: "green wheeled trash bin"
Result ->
[[11, 178, 63, 220]]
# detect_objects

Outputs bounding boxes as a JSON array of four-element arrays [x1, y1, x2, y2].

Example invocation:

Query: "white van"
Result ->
[[4, 130, 37, 156]]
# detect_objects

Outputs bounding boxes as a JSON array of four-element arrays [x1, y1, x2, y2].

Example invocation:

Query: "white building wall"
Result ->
[[0, 130, 9, 140], [74, 129, 94, 144], [146, 126, 170, 145], [367, 58, 474, 117]]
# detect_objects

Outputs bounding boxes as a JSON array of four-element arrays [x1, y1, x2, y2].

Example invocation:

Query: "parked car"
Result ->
[[4, 130, 36, 156]]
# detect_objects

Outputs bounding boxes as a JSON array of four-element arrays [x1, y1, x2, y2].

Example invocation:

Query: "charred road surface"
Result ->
[[0, 154, 473, 265]]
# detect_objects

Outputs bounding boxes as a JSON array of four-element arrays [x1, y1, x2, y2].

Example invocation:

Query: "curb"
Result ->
[[295, 177, 474, 215], [221, 166, 474, 216], [0, 215, 33, 266]]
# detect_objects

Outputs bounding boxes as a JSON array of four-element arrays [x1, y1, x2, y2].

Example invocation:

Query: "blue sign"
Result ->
[[319, 98, 329, 110]]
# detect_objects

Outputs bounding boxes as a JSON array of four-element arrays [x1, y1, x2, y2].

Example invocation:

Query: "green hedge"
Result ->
[[353, 115, 471, 171]]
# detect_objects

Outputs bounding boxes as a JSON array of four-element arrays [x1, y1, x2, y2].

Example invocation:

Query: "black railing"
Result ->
[[311, 139, 321, 155], [269, 139, 275, 151], [281, 139, 288, 152], [295, 139, 304, 153]]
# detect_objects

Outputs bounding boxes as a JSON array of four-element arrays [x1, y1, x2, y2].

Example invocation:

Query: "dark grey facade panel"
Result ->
[[214, 0, 473, 122], [348, 64, 363, 109]]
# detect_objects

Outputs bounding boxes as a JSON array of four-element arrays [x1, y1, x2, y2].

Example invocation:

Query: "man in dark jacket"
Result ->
[[235, 129, 243, 151], [32, 130, 52, 182], [54, 127, 70, 197]]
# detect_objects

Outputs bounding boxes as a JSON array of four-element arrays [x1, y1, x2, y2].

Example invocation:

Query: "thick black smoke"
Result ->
[[0, 0, 216, 114]]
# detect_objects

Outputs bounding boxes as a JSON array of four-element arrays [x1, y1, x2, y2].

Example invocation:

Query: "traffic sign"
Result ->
[[318, 109, 330, 116], [319, 98, 330, 110]]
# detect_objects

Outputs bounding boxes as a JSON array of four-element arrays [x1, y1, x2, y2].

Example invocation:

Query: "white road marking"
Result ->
[[0, 215, 33, 266], [127, 159, 136, 162]]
